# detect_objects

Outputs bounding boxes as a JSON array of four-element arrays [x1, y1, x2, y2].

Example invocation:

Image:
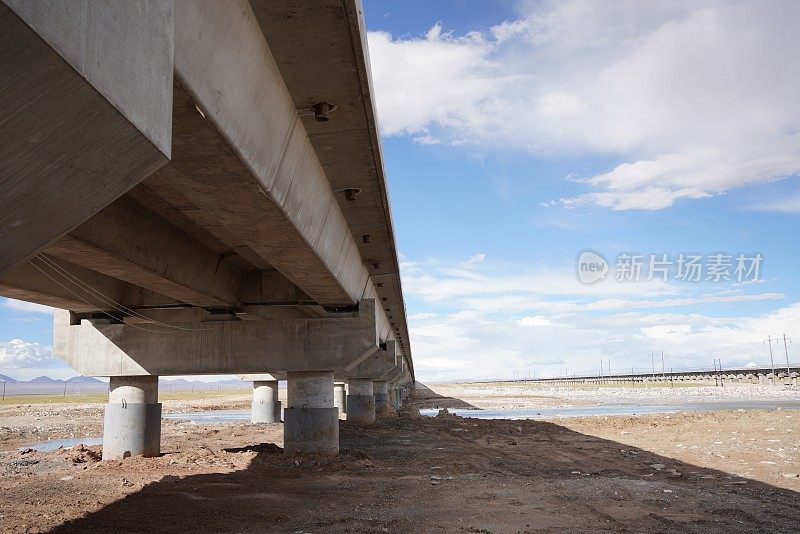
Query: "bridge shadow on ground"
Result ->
[[404, 381, 479, 410], [51, 387, 800, 533]]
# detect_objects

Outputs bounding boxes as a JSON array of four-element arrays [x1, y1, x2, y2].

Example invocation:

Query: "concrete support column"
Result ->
[[284, 371, 338, 455], [346, 378, 375, 425], [251, 380, 281, 423], [334, 382, 347, 418], [102, 376, 161, 460], [374, 380, 390, 417]]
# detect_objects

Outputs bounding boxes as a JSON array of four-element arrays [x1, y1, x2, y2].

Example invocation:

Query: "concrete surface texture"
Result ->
[[284, 371, 339, 454], [54, 301, 381, 376], [0, 2, 168, 279], [334, 383, 347, 416], [102, 376, 161, 460], [251, 380, 281, 423]]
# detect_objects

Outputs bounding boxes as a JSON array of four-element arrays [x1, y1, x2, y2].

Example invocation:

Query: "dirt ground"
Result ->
[[1, 383, 799, 533]]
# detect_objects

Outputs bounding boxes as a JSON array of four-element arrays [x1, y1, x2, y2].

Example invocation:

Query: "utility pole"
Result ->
[[781, 334, 792, 374], [713, 359, 718, 387], [651, 352, 656, 382], [661, 351, 665, 379], [766, 335, 776, 378]]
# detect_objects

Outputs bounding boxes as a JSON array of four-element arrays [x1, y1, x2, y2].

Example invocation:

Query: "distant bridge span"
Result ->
[[471, 364, 800, 387]]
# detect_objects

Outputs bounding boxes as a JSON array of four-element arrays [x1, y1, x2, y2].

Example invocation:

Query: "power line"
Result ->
[[34, 255, 223, 332], [30, 258, 199, 334]]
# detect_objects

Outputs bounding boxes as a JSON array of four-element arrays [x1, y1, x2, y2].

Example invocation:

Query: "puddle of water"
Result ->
[[420, 401, 800, 420], [163, 401, 800, 424], [22, 437, 102, 452], [163, 409, 252, 424]]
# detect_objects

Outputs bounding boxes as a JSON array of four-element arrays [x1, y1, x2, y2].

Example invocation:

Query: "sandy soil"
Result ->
[[1, 384, 799, 533]]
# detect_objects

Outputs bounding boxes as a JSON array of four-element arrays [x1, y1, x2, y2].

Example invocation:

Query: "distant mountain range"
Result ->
[[0, 374, 248, 387], [1, 374, 105, 384], [30, 375, 63, 384], [161, 378, 244, 386], [67, 375, 105, 384]]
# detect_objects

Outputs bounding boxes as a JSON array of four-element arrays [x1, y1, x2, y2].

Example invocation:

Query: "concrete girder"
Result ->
[[0, 1, 172, 278], [54, 300, 380, 376], [336, 340, 398, 380], [170, 0, 365, 306], [0, 256, 181, 313], [0, 258, 128, 313], [238, 374, 285, 382], [250, 0, 413, 377], [383, 353, 406, 383], [45, 195, 245, 308], [167, 0, 392, 350]]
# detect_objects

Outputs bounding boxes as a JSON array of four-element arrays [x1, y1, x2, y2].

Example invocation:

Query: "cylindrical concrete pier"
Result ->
[[346, 378, 375, 425], [334, 382, 347, 418], [102, 376, 161, 460], [374, 380, 390, 417], [251, 380, 281, 423], [284, 371, 338, 455]]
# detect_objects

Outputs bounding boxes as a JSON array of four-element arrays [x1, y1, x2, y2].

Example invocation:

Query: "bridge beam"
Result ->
[[45, 196, 245, 309], [167, 0, 391, 344], [54, 300, 380, 376], [0, 1, 172, 278], [336, 340, 399, 380]]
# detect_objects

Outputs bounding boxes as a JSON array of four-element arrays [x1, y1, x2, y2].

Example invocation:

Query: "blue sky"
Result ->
[[364, 0, 800, 380], [2, 0, 799, 381]]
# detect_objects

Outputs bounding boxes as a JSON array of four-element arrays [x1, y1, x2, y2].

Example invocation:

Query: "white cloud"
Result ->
[[748, 193, 800, 213], [3, 298, 53, 314], [408, 312, 440, 321], [402, 255, 675, 306], [401, 255, 797, 380], [368, 23, 497, 138], [518, 315, 553, 326], [367, 0, 800, 209], [465, 253, 486, 265], [0, 338, 56, 368]]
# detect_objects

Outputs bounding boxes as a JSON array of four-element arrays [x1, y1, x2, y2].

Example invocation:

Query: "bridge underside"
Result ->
[[0, 0, 413, 457]]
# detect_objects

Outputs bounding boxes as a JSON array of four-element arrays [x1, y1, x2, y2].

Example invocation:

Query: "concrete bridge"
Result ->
[[0, 0, 413, 458]]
